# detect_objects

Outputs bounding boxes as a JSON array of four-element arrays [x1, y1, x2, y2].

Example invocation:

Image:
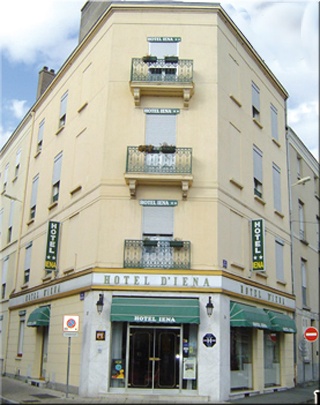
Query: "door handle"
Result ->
[[149, 357, 161, 361]]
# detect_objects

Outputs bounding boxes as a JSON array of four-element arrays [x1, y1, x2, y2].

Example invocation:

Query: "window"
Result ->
[[298, 200, 305, 240], [24, 243, 32, 284], [37, 119, 45, 153], [230, 328, 253, 390], [270, 104, 278, 141], [7, 200, 14, 243], [272, 163, 282, 212], [30, 174, 39, 219], [17, 311, 26, 357], [145, 110, 177, 170], [301, 259, 307, 306], [275, 239, 284, 282], [253, 146, 263, 198], [14, 149, 22, 179], [252, 82, 260, 120], [1, 256, 9, 299], [59, 91, 68, 127], [3, 163, 9, 192], [149, 39, 179, 58], [52, 152, 63, 203], [297, 155, 302, 179]]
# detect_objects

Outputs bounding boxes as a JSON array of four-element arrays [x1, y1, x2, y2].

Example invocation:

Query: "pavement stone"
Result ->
[[0, 375, 319, 404]]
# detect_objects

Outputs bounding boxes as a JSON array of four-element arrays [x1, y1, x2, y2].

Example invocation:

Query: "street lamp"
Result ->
[[206, 296, 214, 317], [96, 294, 104, 315], [3, 193, 23, 203]]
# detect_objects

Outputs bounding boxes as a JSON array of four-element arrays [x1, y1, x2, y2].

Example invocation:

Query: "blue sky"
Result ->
[[0, 0, 319, 160]]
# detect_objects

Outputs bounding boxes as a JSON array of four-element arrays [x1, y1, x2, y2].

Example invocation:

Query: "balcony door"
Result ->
[[145, 112, 176, 172], [142, 206, 173, 268]]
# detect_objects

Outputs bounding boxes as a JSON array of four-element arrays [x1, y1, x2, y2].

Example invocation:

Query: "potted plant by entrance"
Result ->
[[164, 55, 179, 64], [142, 55, 157, 64]]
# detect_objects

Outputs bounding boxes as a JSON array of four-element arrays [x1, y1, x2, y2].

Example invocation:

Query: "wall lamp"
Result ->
[[96, 293, 104, 315], [291, 176, 311, 187], [206, 296, 214, 317]]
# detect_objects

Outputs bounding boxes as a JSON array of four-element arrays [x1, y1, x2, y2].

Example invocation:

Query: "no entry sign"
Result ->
[[304, 326, 319, 342]]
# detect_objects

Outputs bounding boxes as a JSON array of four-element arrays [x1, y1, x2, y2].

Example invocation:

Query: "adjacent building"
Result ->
[[286, 127, 319, 385], [1, 1, 317, 402]]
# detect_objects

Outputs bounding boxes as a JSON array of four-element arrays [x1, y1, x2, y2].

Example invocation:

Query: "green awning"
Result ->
[[27, 306, 50, 327], [111, 297, 200, 324], [265, 310, 296, 333], [230, 301, 271, 329]]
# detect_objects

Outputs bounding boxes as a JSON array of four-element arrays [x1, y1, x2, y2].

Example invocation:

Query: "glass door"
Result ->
[[128, 327, 180, 389]]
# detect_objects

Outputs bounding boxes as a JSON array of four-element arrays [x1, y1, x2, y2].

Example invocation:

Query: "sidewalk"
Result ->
[[0, 375, 319, 404]]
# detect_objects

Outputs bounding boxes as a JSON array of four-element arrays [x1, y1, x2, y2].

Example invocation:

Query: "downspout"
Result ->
[[285, 123, 297, 386]]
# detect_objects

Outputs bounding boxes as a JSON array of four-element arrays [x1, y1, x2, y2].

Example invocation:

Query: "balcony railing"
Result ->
[[124, 239, 191, 269], [129, 58, 194, 107], [126, 146, 192, 174], [130, 58, 193, 83]]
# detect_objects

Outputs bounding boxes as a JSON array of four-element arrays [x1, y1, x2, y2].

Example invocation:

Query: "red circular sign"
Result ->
[[304, 327, 319, 342]]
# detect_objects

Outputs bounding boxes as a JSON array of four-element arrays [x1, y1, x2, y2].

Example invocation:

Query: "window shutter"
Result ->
[[60, 92, 68, 117], [273, 163, 281, 211], [275, 239, 284, 281], [270, 104, 278, 140], [24, 243, 32, 271], [150, 42, 178, 58], [145, 114, 176, 145], [2, 257, 9, 284], [30, 175, 39, 208], [8, 201, 15, 227], [52, 152, 63, 184], [142, 207, 174, 236], [38, 119, 45, 143], [252, 82, 260, 111], [15, 149, 22, 166], [253, 146, 263, 182]]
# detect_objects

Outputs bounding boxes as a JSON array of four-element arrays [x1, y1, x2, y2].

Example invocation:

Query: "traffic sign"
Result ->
[[304, 326, 319, 342], [63, 315, 80, 332], [203, 333, 216, 348]]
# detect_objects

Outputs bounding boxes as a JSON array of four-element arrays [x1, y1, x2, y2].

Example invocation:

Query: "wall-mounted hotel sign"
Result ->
[[144, 108, 180, 115], [140, 199, 178, 207], [251, 218, 265, 272], [147, 37, 181, 42], [45, 221, 60, 271]]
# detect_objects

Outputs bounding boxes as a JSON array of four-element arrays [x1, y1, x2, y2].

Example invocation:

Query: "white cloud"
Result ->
[[0, 0, 83, 68], [9, 99, 29, 120]]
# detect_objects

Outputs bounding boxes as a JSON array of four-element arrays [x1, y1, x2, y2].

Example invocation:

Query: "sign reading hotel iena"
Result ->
[[251, 219, 265, 271], [45, 221, 60, 271]]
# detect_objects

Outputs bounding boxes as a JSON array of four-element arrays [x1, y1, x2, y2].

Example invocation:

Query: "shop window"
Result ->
[[264, 331, 280, 387], [110, 322, 127, 388], [230, 327, 253, 390]]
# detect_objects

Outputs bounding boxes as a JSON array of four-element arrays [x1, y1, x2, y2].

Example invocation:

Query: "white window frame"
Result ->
[[17, 311, 26, 357]]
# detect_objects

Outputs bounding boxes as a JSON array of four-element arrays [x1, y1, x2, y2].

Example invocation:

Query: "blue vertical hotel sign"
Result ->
[[251, 219, 265, 271], [45, 221, 60, 271]]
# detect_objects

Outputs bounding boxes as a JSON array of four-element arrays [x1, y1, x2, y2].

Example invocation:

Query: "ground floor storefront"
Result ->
[[4, 270, 297, 402]]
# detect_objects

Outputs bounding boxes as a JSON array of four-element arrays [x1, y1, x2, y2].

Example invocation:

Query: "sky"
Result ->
[[0, 0, 319, 160]]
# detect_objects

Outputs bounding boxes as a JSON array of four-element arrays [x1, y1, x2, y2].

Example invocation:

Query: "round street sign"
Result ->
[[304, 326, 319, 342], [203, 333, 216, 348]]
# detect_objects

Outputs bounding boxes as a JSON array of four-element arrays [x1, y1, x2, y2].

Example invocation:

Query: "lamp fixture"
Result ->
[[291, 176, 311, 187], [206, 296, 214, 317], [96, 293, 104, 315]]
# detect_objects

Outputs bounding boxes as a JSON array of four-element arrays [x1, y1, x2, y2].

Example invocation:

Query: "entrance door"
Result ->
[[128, 327, 180, 389]]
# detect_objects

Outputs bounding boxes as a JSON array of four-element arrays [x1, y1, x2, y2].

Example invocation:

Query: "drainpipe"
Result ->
[[285, 125, 297, 386]]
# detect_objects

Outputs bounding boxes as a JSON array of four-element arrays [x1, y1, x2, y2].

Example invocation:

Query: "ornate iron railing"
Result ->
[[124, 240, 191, 269], [130, 58, 193, 83], [126, 146, 192, 174]]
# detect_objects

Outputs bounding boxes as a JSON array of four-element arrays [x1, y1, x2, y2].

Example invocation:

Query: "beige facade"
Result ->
[[0, 1, 309, 402], [287, 127, 319, 385]]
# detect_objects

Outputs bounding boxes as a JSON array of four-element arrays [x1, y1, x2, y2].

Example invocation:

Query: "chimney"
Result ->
[[36, 66, 55, 99]]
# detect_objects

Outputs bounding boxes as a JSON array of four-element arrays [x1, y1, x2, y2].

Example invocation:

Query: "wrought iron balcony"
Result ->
[[124, 239, 191, 269], [129, 58, 195, 107], [124, 146, 193, 198]]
